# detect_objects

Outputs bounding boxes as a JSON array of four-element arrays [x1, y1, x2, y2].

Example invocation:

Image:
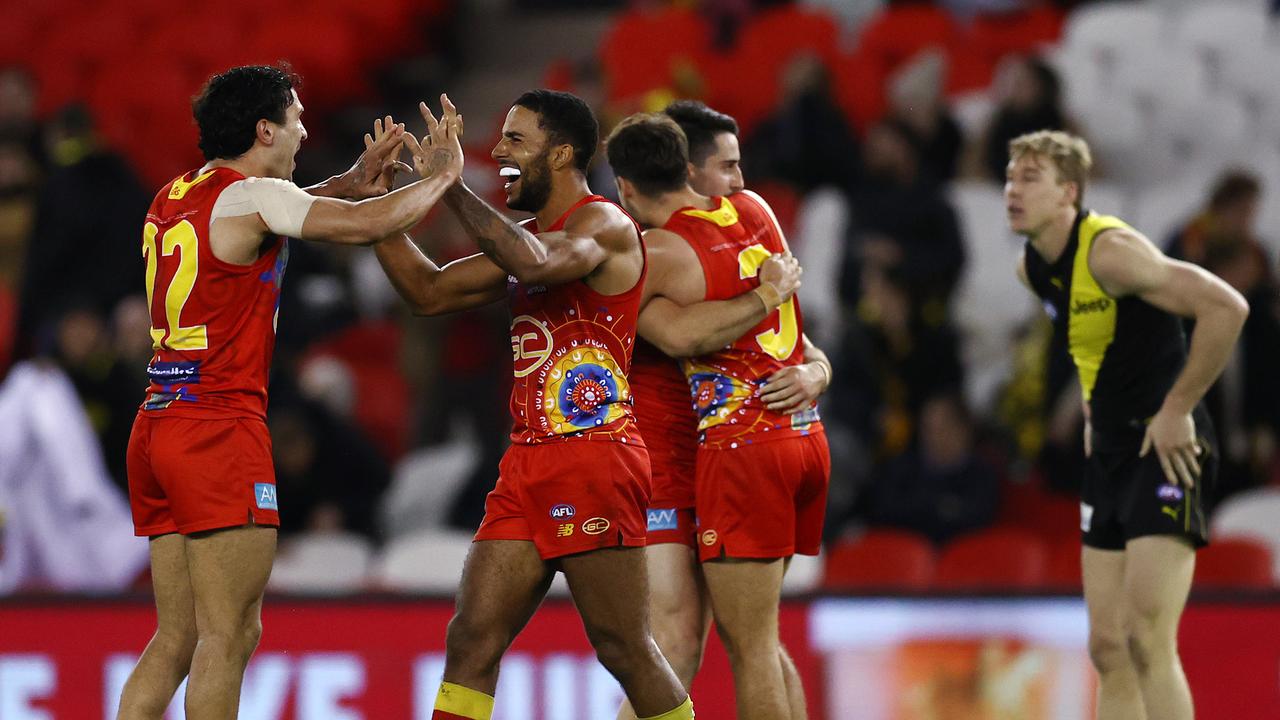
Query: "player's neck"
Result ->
[[202, 153, 279, 181], [651, 187, 712, 227], [534, 173, 594, 229], [1027, 207, 1079, 263]]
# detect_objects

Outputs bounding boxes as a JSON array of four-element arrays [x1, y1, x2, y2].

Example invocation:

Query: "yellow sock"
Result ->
[[639, 696, 694, 720], [432, 681, 494, 720]]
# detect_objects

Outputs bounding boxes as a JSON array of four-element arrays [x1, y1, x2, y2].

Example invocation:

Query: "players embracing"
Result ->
[[607, 108, 833, 720]]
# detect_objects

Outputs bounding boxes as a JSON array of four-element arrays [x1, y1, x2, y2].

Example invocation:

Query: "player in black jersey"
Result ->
[[1007, 130, 1248, 720]]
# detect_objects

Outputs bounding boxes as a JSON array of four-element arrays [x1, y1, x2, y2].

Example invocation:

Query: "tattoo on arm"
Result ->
[[445, 184, 547, 268]]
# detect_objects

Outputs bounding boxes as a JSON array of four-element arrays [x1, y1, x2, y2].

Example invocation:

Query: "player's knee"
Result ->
[[585, 624, 652, 681], [713, 620, 777, 665], [445, 614, 506, 674], [1123, 611, 1176, 675], [154, 624, 198, 663], [652, 626, 702, 683], [1087, 630, 1131, 675]]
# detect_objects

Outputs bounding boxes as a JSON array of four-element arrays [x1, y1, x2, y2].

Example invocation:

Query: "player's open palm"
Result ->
[[759, 252, 802, 301], [404, 94, 465, 182], [1141, 408, 1201, 488]]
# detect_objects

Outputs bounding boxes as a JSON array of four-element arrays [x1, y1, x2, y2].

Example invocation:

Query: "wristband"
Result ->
[[753, 283, 784, 311]]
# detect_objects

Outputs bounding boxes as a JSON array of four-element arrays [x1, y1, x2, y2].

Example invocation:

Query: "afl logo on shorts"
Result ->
[[701, 530, 718, 546], [582, 517, 611, 535], [550, 503, 576, 519], [510, 315, 553, 377]]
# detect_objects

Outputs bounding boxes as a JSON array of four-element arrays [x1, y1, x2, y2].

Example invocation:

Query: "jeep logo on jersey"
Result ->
[[510, 315, 554, 377], [1071, 297, 1112, 315], [582, 517, 610, 535], [550, 504, 576, 519], [254, 483, 278, 511], [647, 508, 678, 531]]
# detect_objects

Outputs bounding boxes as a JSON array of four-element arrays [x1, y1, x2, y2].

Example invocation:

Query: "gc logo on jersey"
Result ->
[[511, 315, 554, 377]]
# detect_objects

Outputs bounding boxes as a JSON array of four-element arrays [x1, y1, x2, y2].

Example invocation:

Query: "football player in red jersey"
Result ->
[[607, 113, 832, 720], [617, 101, 833, 720], [117, 65, 463, 720], [370, 91, 800, 720]]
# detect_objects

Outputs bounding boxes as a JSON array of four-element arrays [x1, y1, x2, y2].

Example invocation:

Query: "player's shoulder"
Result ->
[[641, 227, 687, 248]]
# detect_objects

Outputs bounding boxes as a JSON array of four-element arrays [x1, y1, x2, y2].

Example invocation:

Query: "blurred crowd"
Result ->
[[3, 0, 1280, 592]]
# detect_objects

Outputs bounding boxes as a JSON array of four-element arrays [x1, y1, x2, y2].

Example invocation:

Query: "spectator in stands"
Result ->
[[863, 392, 1001, 543], [980, 55, 1070, 183], [1168, 172, 1280, 502], [16, 105, 147, 361], [831, 263, 965, 467], [268, 377, 391, 540], [887, 50, 964, 184], [0, 67, 43, 170], [840, 118, 966, 313], [52, 301, 138, 493], [743, 53, 862, 196]]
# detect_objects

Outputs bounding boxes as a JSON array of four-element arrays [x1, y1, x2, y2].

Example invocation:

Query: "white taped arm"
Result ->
[[212, 177, 318, 238]]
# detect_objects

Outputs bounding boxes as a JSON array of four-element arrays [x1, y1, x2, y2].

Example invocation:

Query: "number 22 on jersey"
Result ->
[[738, 244, 798, 360], [143, 220, 208, 351]]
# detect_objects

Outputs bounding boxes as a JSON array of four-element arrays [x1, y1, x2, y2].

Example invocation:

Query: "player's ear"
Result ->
[[551, 143, 573, 171], [257, 119, 275, 146], [686, 161, 698, 180]]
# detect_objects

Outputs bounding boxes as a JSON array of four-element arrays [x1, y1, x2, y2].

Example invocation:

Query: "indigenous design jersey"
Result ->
[[508, 195, 646, 445], [1024, 209, 1188, 433], [140, 167, 288, 420], [630, 338, 699, 503], [670, 190, 821, 449]]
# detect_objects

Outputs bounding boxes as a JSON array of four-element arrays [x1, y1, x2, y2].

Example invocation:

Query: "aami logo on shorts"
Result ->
[[511, 315, 554, 378], [550, 504, 576, 519], [254, 483, 278, 511], [701, 529, 718, 546], [1157, 484, 1184, 503], [582, 517, 611, 535], [647, 508, 678, 532]]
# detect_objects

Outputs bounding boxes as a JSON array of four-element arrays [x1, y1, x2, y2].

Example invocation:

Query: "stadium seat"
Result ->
[[1110, 48, 1210, 116], [1131, 173, 1212, 246], [598, 7, 712, 104], [1061, 3, 1166, 67], [1211, 487, 1280, 582], [373, 528, 475, 592], [791, 188, 850, 349], [1172, 3, 1272, 73], [935, 528, 1049, 591], [782, 552, 825, 596], [995, 480, 1081, 545], [1194, 537, 1274, 590], [379, 440, 478, 539], [822, 530, 936, 591], [269, 532, 374, 593], [1086, 181, 1130, 219]]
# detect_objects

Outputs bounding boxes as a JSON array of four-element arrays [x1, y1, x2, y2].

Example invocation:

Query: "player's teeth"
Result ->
[[499, 167, 521, 178]]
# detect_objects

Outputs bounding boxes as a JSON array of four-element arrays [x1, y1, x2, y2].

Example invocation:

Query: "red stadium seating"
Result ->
[[1045, 536, 1082, 591], [306, 321, 412, 462], [823, 529, 936, 591], [936, 528, 1049, 590], [996, 476, 1081, 544], [598, 7, 712, 104], [1195, 538, 1274, 590]]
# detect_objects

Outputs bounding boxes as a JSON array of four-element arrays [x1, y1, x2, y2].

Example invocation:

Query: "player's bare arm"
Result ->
[[638, 228, 801, 357], [761, 335, 832, 414], [1089, 227, 1249, 487], [208, 108, 464, 264]]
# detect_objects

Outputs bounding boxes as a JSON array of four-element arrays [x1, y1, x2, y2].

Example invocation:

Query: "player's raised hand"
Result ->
[[404, 95, 465, 182], [337, 115, 406, 199], [361, 115, 414, 195], [759, 252, 803, 303]]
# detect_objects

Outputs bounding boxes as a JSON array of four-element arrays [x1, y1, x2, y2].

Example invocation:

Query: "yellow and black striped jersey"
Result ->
[[1025, 210, 1188, 434]]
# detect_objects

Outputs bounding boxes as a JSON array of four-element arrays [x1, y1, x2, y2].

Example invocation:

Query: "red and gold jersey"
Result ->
[[667, 190, 822, 449], [140, 167, 288, 420], [508, 195, 646, 446], [630, 338, 698, 506]]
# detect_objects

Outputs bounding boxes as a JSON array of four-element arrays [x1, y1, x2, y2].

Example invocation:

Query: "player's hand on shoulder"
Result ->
[[403, 94, 465, 182], [759, 252, 802, 303]]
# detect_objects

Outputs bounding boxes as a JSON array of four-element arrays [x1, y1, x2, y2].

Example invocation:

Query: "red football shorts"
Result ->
[[695, 431, 830, 562], [476, 440, 651, 560], [645, 434, 697, 547], [127, 413, 280, 536]]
